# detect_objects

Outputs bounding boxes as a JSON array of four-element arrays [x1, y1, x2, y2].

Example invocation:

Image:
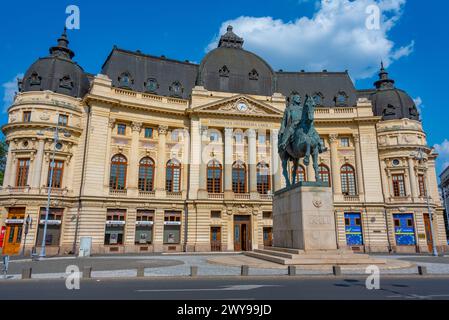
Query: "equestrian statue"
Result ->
[[278, 93, 327, 187]]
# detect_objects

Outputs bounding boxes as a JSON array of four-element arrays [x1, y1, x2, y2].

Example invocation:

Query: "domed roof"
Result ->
[[370, 63, 419, 121], [197, 26, 275, 96], [20, 28, 90, 98]]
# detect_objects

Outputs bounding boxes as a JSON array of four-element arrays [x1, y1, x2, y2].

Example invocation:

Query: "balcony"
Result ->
[[343, 195, 360, 202], [234, 193, 251, 200], [260, 194, 274, 201], [2, 186, 31, 195], [166, 191, 183, 199], [109, 189, 128, 197], [138, 190, 156, 198], [208, 193, 224, 200]]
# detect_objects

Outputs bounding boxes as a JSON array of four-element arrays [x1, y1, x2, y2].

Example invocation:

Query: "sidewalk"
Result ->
[[2, 253, 449, 280]]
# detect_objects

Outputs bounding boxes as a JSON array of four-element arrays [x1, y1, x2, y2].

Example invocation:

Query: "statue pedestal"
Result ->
[[273, 182, 337, 251]]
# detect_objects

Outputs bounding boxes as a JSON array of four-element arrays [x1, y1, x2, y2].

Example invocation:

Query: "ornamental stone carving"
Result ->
[[131, 122, 143, 132], [158, 125, 168, 135], [329, 134, 339, 143]]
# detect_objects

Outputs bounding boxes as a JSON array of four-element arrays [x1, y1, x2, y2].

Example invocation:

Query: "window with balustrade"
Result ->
[[138, 157, 155, 192], [341, 164, 357, 196], [392, 174, 406, 197], [232, 161, 247, 193], [47, 160, 64, 189], [109, 155, 127, 190], [16, 158, 30, 187], [207, 160, 222, 193], [318, 164, 331, 187], [418, 174, 427, 197], [166, 159, 181, 192], [257, 162, 270, 194]]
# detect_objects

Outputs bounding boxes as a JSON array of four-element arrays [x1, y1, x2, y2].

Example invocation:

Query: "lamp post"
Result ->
[[21, 215, 32, 257], [412, 148, 438, 256], [38, 125, 71, 259]]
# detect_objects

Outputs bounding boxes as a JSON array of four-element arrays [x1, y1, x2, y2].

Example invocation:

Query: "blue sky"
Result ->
[[1, 0, 448, 175]]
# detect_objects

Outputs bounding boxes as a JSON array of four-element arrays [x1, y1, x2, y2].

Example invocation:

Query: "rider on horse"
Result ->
[[278, 93, 303, 153]]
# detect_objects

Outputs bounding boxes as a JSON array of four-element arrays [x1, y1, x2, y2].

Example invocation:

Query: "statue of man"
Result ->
[[278, 93, 303, 153]]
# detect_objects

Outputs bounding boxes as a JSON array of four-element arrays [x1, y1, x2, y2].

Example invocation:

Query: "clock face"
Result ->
[[237, 102, 248, 112]]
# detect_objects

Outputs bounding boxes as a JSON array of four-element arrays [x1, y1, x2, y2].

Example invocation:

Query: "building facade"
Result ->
[[0, 27, 447, 256], [440, 166, 449, 235]]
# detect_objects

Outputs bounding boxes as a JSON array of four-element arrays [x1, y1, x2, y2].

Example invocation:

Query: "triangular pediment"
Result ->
[[192, 95, 283, 118]]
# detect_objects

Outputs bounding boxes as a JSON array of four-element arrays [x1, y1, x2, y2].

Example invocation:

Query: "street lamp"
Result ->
[[412, 147, 438, 257], [38, 125, 71, 259], [21, 215, 32, 257]]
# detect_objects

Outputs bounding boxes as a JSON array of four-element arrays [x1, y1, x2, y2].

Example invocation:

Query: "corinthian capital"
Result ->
[[329, 134, 339, 143], [132, 122, 143, 132], [108, 118, 116, 129], [158, 125, 169, 135]]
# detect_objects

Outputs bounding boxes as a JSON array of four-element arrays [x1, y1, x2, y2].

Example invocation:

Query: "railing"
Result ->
[[138, 190, 156, 198], [114, 88, 137, 97], [166, 191, 183, 199], [5, 186, 31, 194], [260, 194, 274, 201], [343, 195, 360, 202], [109, 189, 128, 196], [41, 187, 69, 196], [208, 193, 224, 200], [234, 193, 251, 200]]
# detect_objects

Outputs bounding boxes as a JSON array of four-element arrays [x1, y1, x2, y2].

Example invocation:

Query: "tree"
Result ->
[[0, 137, 7, 185]]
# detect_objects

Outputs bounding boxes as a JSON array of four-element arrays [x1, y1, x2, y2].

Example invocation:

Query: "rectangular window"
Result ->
[[258, 134, 266, 144], [117, 124, 126, 135], [320, 138, 326, 148], [235, 133, 243, 144], [58, 114, 68, 126], [171, 130, 179, 142], [210, 132, 219, 142], [105, 210, 126, 245], [211, 211, 221, 219], [144, 127, 154, 139], [392, 174, 406, 197], [418, 174, 427, 197], [340, 137, 350, 147], [23, 111, 31, 122], [16, 158, 30, 187], [47, 160, 64, 189], [164, 211, 181, 244], [36, 208, 63, 246], [263, 211, 273, 219], [135, 210, 154, 245]]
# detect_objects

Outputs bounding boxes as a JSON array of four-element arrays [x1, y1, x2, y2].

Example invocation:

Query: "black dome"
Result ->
[[370, 63, 419, 121], [198, 26, 275, 96], [20, 29, 90, 98]]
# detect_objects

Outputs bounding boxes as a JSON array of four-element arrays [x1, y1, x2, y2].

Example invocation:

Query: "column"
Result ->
[[353, 134, 365, 197], [224, 127, 234, 199], [197, 126, 208, 199], [329, 134, 342, 195], [3, 140, 13, 188], [270, 129, 281, 192], [128, 122, 142, 196], [155, 125, 168, 195], [408, 157, 418, 200], [103, 118, 115, 190], [248, 129, 258, 195], [379, 159, 390, 201]]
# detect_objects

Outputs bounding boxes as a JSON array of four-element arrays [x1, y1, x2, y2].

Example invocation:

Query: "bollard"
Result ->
[[288, 266, 296, 276], [137, 265, 145, 278], [21, 268, 32, 280], [332, 266, 342, 276], [190, 266, 198, 277], [83, 266, 92, 279], [241, 265, 249, 276], [418, 266, 427, 276]]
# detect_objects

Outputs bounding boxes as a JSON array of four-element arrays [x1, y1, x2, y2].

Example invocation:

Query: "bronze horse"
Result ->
[[280, 95, 326, 187]]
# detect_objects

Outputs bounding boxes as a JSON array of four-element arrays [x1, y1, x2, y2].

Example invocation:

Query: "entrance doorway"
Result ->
[[234, 215, 251, 251], [263, 227, 273, 247], [423, 213, 434, 253], [3, 208, 26, 255], [210, 227, 221, 252]]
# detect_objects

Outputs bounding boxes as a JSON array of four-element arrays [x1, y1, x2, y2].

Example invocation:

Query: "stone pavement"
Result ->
[[1, 253, 449, 280]]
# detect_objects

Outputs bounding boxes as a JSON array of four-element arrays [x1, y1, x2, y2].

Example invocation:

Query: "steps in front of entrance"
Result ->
[[244, 247, 387, 265]]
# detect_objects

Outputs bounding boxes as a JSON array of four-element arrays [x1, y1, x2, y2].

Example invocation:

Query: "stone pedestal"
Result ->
[[273, 183, 337, 251]]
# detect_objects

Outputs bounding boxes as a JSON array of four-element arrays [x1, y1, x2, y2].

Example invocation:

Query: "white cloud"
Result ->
[[206, 0, 413, 80], [2, 73, 23, 112], [413, 96, 423, 119], [434, 139, 449, 172]]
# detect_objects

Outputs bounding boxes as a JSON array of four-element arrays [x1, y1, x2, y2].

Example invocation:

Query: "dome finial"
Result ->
[[50, 27, 75, 59], [218, 25, 244, 49], [374, 61, 395, 90]]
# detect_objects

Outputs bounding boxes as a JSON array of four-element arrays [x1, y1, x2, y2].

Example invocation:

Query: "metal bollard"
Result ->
[[83, 266, 92, 279], [418, 266, 427, 276], [288, 266, 297, 276], [190, 266, 198, 277], [22, 268, 32, 280], [241, 265, 249, 276], [137, 265, 145, 278], [332, 266, 342, 276]]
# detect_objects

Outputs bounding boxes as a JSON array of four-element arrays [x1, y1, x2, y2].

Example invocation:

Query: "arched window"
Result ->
[[110, 155, 127, 190], [207, 160, 222, 193], [118, 72, 133, 89], [335, 91, 348, 107], [318, 164, 331, 187], [232, 161, 247, 194], [294, 165, 307, 183], [169, 81, 183, 98], [313, 92, 324, 106], [341, 164, 357, 196], [257, 162, 271, 194], [138, 157, 155, 192], [166, 159, 181, 192]]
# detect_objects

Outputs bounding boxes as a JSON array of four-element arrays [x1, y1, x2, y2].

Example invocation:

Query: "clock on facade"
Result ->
[[237, 102, 248, 112]]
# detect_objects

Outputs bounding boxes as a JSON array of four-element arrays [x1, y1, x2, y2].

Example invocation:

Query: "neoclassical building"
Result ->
[[0, 27, 446, 256]]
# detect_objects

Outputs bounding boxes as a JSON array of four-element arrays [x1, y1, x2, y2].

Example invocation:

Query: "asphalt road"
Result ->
[[1, 276, 449, 300]]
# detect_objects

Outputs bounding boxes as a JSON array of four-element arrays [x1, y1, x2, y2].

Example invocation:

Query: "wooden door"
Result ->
[[234, 216, 251, 251], [210, 227, 221, 252], [263, 227, 273, 247], [423, 214, 434, 253], [3, 225, 23, 255]]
